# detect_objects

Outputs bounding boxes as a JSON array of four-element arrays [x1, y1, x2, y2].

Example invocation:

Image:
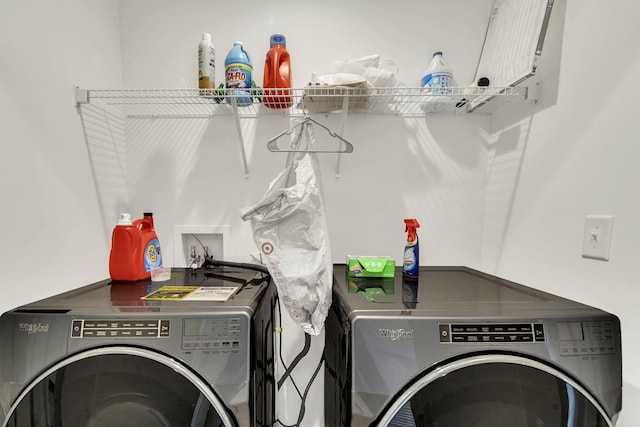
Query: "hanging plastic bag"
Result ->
[[240, 122, 332, 335]]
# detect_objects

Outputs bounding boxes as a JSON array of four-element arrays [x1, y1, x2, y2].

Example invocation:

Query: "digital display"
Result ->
[[183, 319, 204, 336]]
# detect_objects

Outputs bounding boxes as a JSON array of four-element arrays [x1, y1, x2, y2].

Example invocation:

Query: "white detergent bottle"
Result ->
[[421, 51, 455, 95], [198, 33, 215, 91]]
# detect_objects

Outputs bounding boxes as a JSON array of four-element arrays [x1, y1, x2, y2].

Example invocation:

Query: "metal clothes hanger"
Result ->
[[266, 115, 354, 154]]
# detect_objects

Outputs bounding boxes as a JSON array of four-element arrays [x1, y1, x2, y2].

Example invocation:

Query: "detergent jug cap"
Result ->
[[270, 34, 286, 47], [433, 51, 443, 57], [118, 213, 133, 225], [234, 41, 243, 46], [202, 32, 211, 41]]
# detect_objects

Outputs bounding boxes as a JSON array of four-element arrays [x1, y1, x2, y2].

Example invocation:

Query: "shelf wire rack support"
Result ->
[[230, 97, 250, 176]]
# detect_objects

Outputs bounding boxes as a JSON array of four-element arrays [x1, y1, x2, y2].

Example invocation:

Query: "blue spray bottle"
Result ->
[[403, 219, 421, 280]]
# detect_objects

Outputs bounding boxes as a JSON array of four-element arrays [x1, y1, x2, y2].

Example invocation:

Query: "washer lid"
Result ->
[[16, 267, 270, 313], [333, 264, 612, 318]]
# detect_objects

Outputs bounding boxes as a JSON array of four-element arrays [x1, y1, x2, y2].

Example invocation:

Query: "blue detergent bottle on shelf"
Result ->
[[225, 41, 253, 107]]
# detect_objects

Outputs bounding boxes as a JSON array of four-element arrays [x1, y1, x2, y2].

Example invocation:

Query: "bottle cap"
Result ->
[[118, 213, 132, 225], [234, 41, 243, 46], [270, 34, 286, 47], [202, 33, 211, 41], [433, 51, 443, 57]]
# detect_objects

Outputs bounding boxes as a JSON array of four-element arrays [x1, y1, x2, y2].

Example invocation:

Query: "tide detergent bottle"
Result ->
[[225, 41, 253, 107], [109, 212, 162, 281], [263, 34, 292, 109], [402, 218, 420, 281]]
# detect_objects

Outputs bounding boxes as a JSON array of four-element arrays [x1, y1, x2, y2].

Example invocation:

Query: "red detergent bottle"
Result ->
[[109, 212, 162, 281], [263, 34, 292, 109]]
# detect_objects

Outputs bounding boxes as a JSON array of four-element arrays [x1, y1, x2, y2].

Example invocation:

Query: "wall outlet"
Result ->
[[173, 225, 231, 268], [582, 215, 614, 261]]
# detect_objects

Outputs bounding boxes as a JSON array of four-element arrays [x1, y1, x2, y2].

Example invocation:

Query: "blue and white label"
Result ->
[[144, 238, 162, 272], [403, 247, 417, 274], [421, 72, 453, 95]]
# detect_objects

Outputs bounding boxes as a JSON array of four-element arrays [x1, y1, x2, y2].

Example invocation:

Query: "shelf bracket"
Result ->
[[526, 81, 542, 105], [230, 98, 250, 177], [334, 96, 350, 178], [74, 85, 89, 106]]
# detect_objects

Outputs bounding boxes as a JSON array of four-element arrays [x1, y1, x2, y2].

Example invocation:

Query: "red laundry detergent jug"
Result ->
[[263, 34, 292, 109], [109, 212, 162, 281]]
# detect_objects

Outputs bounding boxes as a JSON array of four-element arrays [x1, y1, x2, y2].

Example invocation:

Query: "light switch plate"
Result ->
[[582, 215, 614, 261]]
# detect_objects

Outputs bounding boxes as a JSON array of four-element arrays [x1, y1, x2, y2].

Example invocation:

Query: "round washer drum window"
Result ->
[[3, 349, 234, 427], [380, 355, 612, 427]]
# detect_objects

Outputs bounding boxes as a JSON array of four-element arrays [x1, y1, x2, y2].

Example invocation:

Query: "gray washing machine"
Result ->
[[0, 265, 276, 427], [325, 265, 622, 426]]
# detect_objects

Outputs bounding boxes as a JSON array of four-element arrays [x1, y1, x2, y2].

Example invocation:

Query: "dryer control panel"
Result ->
[[439, 323, 546, 344], [557, 321, 616, 355]]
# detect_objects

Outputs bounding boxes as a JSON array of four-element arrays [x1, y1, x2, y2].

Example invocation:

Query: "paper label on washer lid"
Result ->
[[142, 286, 238, 301]]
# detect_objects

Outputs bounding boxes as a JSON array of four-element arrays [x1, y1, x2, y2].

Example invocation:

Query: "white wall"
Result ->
[[2, 0, 639, 425], [0, 0, 122, 310], [115, 0, 495, 272], [484, 0, 640, 425]]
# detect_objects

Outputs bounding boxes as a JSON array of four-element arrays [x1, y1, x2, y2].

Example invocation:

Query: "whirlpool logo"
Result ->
[[19, 323, 49, 334], [379, 328, 414, 341]]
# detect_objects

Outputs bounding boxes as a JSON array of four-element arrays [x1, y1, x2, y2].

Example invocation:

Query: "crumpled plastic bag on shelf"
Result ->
[[239, 124, 332, 336], [333, 54, 400, 88]]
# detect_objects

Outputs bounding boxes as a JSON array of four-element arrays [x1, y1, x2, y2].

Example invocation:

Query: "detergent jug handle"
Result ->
[[133, 218, 153, 231]]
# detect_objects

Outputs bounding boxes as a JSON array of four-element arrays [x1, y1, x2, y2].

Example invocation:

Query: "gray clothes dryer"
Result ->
[[325, 265, 622, 426], [0, 266, 276, 427]]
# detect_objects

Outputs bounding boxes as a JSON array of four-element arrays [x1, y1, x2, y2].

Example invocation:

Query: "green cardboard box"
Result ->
[[347, 256, 396, 278]]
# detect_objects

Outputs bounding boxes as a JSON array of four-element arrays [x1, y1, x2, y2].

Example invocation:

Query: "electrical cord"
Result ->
[[202, 255, 270, 275], [277, 332, 311, 389], [274, 294, 326, 427]]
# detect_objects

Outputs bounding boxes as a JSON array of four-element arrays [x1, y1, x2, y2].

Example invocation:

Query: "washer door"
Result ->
[[377, 354, 612, 427], [2, 346, 235, 427]]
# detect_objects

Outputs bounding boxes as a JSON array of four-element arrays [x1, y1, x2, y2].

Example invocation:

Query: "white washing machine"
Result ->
[[325, 265, 622, 426], [0, 265, 277, 427]]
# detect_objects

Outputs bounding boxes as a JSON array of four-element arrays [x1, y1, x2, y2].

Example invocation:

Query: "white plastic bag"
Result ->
[[240, 124, 332, 335]]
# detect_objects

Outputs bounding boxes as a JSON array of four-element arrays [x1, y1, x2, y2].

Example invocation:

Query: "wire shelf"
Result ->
[[76, 86, 528, 119]]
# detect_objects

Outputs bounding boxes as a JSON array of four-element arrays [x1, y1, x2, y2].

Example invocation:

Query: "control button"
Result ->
[[533, 324, 545, 342], [160, 320, 170, 337], [439, 324, 451, 343], [71, 321, 82, 337]]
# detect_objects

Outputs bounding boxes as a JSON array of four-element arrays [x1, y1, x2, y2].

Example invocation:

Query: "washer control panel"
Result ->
[[181, 317, 243, 353], [439, 323, 545, 344], [71, 319, 170, 338]]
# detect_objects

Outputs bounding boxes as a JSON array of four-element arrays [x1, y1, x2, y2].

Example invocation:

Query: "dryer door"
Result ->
[[377, 354, 612, 427], [2, 346, 236, 427]]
